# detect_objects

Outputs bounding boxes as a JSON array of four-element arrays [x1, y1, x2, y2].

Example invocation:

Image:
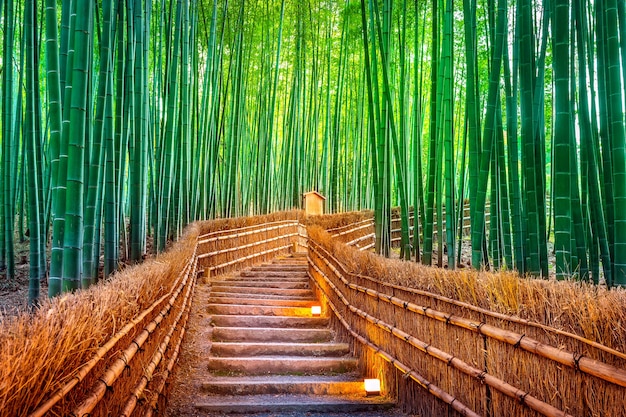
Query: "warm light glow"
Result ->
[[311, 305, 322, 316], [364, 378, 381, 396]]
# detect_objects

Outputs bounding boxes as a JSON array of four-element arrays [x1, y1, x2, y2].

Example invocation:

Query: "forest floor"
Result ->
[[0, 238, 32, 317], [0, 233, 156, 319]]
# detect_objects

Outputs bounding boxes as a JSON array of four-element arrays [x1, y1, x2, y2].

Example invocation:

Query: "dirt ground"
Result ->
[[0, 239, 32, 317]]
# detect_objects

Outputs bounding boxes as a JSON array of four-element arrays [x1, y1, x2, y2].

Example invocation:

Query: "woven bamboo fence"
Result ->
[[306, 225, 626, 417], [0, 211, 305, 417], [314, 204, 488, 251], [0, 226, 199, 417], [197, 211, 306, 277]]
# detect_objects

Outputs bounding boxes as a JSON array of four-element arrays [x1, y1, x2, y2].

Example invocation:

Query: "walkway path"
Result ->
[[165, 253, 400, 416]]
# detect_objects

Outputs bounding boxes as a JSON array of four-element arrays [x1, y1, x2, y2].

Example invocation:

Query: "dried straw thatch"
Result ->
[[0, 210, 305, 417], [307, 225, 626, 417], [0, 225, 200, 417]]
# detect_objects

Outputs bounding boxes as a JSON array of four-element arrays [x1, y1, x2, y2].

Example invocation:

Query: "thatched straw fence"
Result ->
[[198, 211, 306, 277], [0, 211, 304, 417], [317, 204, 487, 251], [306, 225, 626, 417]]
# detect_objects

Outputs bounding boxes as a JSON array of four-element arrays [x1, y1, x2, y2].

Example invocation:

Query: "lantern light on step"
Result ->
[[311, 305, 322, 316], [364, 378, 381, 396]]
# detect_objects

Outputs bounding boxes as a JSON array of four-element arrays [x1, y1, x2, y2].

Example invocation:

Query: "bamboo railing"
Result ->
[[197, 219, 306, 277], [325, 204, 491, 251], [18, 212, 306, 417], [306, 234, 626, 417], [28, 244, 198, 417]]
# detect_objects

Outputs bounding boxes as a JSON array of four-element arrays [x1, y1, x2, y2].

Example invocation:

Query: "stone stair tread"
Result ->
[[212, 281, 309, 289], [220, 276, 309, 282], [210, 291, 315, 300], [212, 327, 333, 343], [211, 315, 328, 328], [200, 374, 366, 395], [207, 304, 313, 316], [208, 297, 316, 307], [210, 286, 312, 295], [241, 270, 308, 275], [210, 341, 350, 357], [195, 393, 395, 414], [207, 356, 358, 374]]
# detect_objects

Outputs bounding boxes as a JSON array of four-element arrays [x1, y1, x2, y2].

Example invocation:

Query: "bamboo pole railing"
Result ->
[[23, 212, 304, 417], [311, 274, 482, 417], [309, 260, 570, 417], [307, 237, 626, 417], [314, 240, 626, 360], [28, 244, 198, 417], [197, 219, 305, 277]]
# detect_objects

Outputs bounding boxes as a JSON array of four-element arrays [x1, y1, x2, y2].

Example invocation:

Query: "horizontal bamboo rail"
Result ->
[[199, 221, 299, 243], [198, 218, 305, 277], [120, 274, 195, 417], [315, 241, 626, 361], [28, 245, 198, 417], [308, 236, 626, 416], [309, 260, 570, 417], [346, 233, 375, 247], [310, 242, 626, 387], [326, 218, 374, 234], [198, 232, 300, 258], [71, 251, 197, 416], [204, 243, 295, 273], [310, 273, 481, 417]]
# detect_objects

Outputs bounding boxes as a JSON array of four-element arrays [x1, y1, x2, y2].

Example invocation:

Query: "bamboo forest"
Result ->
[[0, 0, 625, 308]]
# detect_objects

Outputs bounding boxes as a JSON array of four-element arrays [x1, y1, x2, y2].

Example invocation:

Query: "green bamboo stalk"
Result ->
[[2, 0, 16, 281], [603, 0, 626, 285], [49, 0, 77, 297], [24, 0, 43, 306], [471, 0, 506, 270], [62, 0, 93, 292]]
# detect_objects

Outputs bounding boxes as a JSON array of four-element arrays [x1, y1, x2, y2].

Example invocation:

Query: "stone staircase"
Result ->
[[196, 253, 395, 415]]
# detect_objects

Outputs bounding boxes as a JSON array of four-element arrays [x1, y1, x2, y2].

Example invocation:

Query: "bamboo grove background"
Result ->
[[1, 0, 626, 305]]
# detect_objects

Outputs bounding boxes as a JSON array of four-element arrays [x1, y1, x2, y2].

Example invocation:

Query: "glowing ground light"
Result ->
[[311, 305, 322, 316], [364, 378, 381, 396]]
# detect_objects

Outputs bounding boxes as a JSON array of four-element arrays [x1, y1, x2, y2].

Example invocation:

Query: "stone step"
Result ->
[[251, 265, 308, 272], [221, 274, 309, 282], [207, 356, 358, 374], [272, 258, 308, 263], [212, 327, 333, 343], [200, 375, 365, 396], [210, 285, 313, 297], [240, 270, 308, 278], [210, 291, 315, 301], [210, 342, 350, 357], [207, 303, 313, 317], [212, 280, 309, 289], [208, 296, 316, 308], [211, 315, 328, 328], [195, 394, 394, 414]]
